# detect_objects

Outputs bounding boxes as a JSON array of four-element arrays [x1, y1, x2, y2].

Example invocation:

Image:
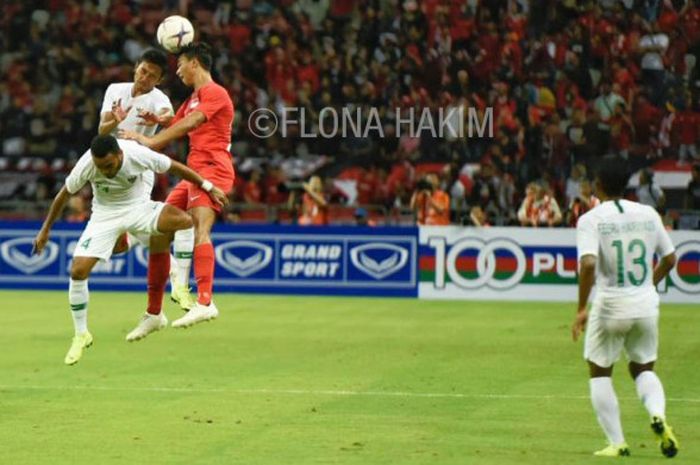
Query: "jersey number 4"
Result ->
[[611, 239, 648, 287]]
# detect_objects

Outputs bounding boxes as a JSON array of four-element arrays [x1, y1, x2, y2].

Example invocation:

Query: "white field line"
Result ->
[[0, 384, 698, 403]]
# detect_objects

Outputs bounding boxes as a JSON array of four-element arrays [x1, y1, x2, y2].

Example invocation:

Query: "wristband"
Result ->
[[201, 180, 214, 192]]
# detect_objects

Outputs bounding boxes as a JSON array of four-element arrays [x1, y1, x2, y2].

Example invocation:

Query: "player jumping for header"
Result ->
[[33, 135, 228, 365], [120, 42, 235, 329]]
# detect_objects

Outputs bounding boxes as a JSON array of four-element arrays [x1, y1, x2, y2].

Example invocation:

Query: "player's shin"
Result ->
[[68, 279, 89, 334], [147, 252, 170, 315], [590, 377, 626, 445], [193, 243, 215, 306], [635, 370, 666, 419], [173, 227, 194, 286]]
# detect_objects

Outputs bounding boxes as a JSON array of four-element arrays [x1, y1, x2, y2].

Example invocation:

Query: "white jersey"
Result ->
[[101, 83, 173, 199], [65, 139, 172, 216], [100, 83, 173, 137], [576, 199, 675, 319]]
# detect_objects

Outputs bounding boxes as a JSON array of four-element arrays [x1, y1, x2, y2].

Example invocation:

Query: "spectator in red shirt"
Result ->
[[243, 170, 263, 205], [609, 102, 635, 159], [674, 96, 699, 164], [296, 175, 328, 226], [356, 165, 379, 205], [567, 178, 600, 227], [264, 166, 288, 205]]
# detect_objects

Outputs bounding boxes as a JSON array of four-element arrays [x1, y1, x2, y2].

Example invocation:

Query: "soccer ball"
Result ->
[[156, 15, 194, 53]]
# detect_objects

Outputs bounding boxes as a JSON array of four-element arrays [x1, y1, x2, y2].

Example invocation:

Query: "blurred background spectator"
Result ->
[[517, 181, 563, 227], [635, 167, 666, 211]]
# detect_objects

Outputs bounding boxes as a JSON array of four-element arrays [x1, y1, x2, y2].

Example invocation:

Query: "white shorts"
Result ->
[[584, 312, 659, 368], [127, 231, 151, 249], [73, 201, 166, 260]]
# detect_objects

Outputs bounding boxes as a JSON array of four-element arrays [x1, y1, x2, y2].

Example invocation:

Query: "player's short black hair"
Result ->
[[139, 49, 169, 76], [90, 135, 120, 159], [179, 42, 213, 71], [596, 156, 630, 197]]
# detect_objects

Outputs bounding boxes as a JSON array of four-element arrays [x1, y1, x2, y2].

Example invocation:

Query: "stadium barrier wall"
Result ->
[[0, 222, 418, 297], [418, 226, 700, 303], [0, 222, 697, 303]]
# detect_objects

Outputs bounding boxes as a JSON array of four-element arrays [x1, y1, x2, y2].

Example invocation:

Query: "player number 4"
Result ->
[[80, 238, 92, 250], [611, 239, 648, 287]]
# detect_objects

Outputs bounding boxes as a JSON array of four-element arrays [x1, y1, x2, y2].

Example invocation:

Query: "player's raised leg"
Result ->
[[170, 227, 196, 310], [64, 256, 99, 365], [126, 204, 193, 342], [172, 206, 219, 328], [113, 229, 195, 311]]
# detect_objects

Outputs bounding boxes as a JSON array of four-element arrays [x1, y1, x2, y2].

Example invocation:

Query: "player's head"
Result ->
[[176, 42, 212, 85], [595, 156, 630, 199], [90, 135, 123, 178], [134, 49, 168, 92]]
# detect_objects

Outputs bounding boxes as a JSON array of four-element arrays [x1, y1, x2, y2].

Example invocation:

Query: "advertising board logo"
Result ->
[[350, 243, 409, 280], [669, 241, 700, 294], [1, 237, 59, 274], [215, 240, 273, 277], [428, 237, 527, 290]]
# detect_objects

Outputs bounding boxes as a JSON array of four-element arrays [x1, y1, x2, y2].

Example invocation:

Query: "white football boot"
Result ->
[[126, 313, 168, 342], [172, 301, 219, 328]]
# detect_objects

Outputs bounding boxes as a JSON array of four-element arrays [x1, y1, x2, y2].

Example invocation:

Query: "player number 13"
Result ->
[[611, 239, 648, 287]]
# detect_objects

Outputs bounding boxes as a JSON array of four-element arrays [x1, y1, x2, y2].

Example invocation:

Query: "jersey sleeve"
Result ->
[[65, 151, 94, 194], [195, 85, 229, 121], [154, 89, 174, 115], [129, 142, 173, 174], [653, 211, 675, 257], [100, 84, 116, 115], [576, 214, 599, 260]]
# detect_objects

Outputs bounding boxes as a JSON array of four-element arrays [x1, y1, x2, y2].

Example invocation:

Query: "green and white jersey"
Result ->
[[100, 83, 173, 199], [65, 139, 172, 216], [576, 199, 675, 319]]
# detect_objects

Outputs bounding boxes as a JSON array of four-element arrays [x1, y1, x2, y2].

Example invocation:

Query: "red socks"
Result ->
[[147, 252, 170, 315], [194, 243, 215, 305]]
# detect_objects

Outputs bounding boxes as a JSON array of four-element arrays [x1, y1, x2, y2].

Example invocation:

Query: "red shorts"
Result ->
[[166, 167, 235, 213]]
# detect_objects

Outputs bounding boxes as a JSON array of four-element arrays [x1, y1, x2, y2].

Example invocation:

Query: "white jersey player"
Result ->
[[572, 156, 679, 458], [98, 49, 196, 311], [33, 136, 228, 365]]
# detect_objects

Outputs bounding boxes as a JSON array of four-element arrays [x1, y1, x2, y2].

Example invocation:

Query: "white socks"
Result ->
[[69, 279, 89, 335], [173, 227, 194, 286], [590, 377, 625, 445], [635, 370, 666, 419]]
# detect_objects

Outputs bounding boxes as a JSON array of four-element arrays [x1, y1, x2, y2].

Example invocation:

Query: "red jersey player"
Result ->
[[120, 43, 234, 329]]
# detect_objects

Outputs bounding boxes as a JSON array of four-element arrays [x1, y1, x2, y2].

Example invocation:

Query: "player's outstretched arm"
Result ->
[[33, 186, 71, 254], [167, 160, 229, 207], [653, 252, 677, 286], [572, 254, 596, 341], [119, 111, 206, 150], [99, 99, 132, 135], [136, 108, 174, 127]]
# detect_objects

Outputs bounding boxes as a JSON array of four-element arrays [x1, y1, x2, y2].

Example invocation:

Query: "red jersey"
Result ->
[[172, 81, 234, 175], [675, 111, 700, 145]]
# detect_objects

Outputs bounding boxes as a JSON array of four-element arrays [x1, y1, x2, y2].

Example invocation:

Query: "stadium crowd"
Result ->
[[1, 0, 700, 227]]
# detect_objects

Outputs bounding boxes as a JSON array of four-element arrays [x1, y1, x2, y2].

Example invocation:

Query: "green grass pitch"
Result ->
[[1, 290, 698, 465]]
